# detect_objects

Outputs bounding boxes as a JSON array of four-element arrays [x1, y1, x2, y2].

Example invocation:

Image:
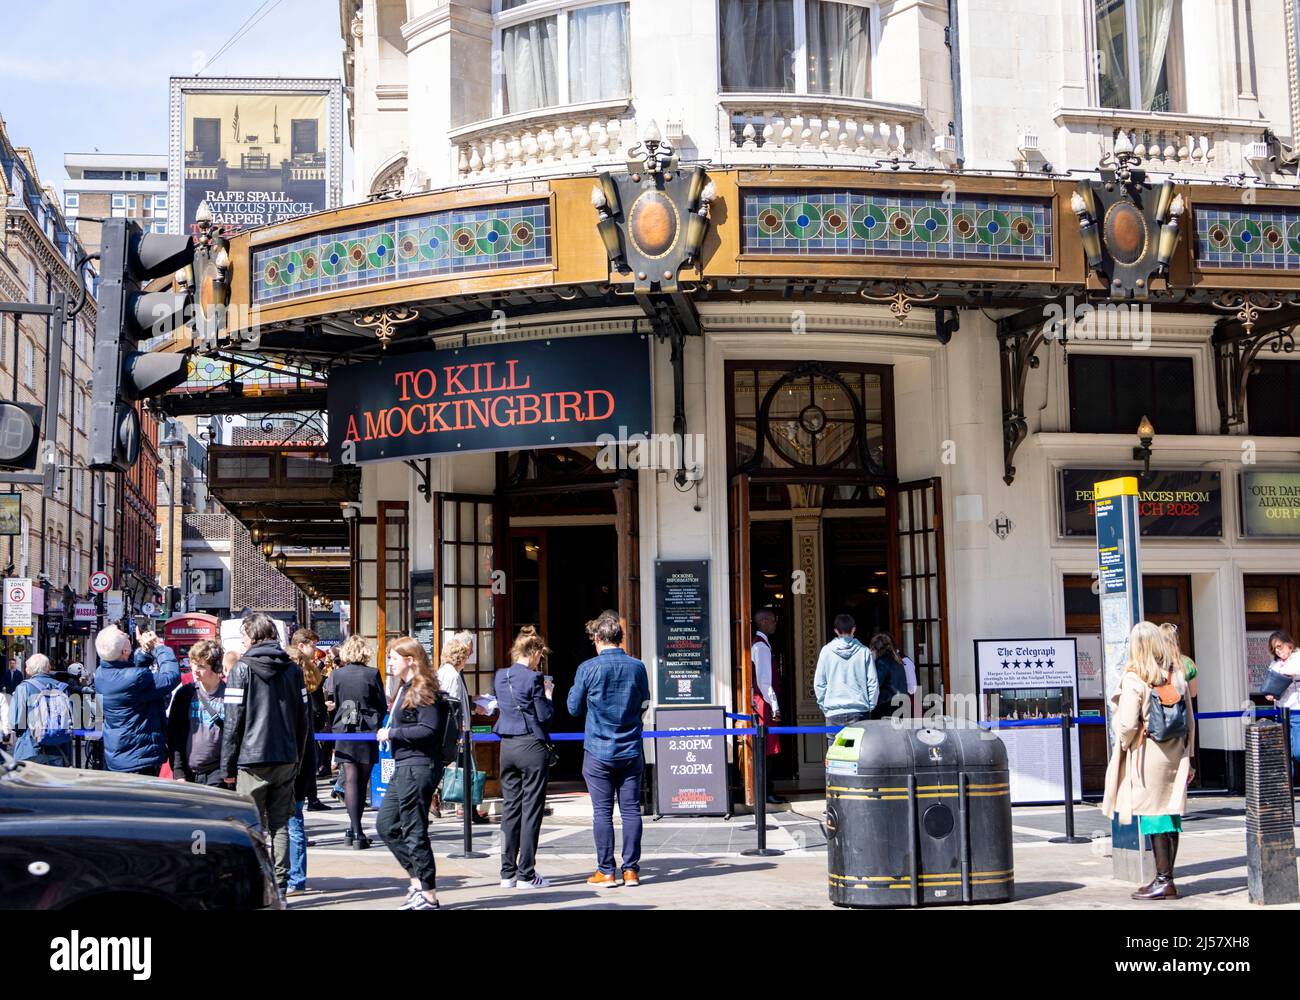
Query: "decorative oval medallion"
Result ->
[[629, 190, 680, 260], [1104, 201, 1149, 265]]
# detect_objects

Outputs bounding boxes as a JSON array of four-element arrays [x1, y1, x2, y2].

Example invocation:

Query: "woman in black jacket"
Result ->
[[494, 625, 554, 890], [375, 636, 446, 910], [868, 632, 910, 720], [328, 634, 387, 848]]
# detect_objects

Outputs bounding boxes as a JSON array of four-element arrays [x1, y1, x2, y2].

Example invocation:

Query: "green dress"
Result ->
[[1140, 659, 1193, 836]]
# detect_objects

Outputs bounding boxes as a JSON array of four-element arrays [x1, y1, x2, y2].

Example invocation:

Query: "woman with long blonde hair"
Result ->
[[375, 636, 445, 909], [1158, 623, 1198, 699], [1102, 621, 1195, 900]]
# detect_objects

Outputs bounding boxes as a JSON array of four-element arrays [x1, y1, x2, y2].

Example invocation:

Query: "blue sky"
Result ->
[[0, 0, 347, 194]]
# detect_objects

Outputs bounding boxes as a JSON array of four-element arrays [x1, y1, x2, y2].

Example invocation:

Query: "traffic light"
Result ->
[[0, 401, 43, 470], [90, 218, 195, 471]]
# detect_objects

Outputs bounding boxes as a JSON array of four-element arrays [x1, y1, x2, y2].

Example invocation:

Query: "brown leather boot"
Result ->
[[1131, 833, 1178, 900]]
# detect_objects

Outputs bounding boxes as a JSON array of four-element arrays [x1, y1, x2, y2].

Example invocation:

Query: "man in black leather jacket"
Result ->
[[221, 613, 309, 895]]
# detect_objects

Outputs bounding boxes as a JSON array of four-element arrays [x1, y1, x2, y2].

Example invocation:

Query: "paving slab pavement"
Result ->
[[291, 785, 1300, 910]]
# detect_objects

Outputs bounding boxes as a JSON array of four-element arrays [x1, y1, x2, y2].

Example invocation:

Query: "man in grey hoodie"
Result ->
[[814, 614, 879, 741]]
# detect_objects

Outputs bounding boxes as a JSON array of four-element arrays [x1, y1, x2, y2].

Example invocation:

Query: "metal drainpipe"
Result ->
[[947, 0, 966, 168]]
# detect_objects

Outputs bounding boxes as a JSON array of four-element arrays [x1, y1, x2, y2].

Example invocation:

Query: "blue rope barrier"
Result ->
[[725, 713, 753, 722]]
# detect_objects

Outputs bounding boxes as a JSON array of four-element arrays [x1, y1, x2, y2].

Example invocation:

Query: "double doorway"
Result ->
[[726, 361, 949, 793]]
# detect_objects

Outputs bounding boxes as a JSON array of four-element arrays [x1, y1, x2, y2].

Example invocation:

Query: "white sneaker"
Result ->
[[516, 873, 550, 889], [499, 877, 518, 889]]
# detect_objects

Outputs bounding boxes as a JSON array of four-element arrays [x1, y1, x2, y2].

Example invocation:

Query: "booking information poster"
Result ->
[[975, 638, 1082, 805]]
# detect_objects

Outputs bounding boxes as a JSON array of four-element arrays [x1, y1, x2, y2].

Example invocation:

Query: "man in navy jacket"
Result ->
[[567, 611, 650, 888], [93, 625, 180, 776]]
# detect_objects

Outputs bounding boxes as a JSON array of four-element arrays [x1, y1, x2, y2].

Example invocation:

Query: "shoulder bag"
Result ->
[[504, 669, 560, 768]]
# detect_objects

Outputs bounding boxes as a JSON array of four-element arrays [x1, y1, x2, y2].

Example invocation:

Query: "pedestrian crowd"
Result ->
[[0, 606, 653, 908]]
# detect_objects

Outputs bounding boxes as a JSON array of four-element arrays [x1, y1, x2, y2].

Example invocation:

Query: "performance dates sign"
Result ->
[[654, 560, 711, 704], [1060, 468, 1221, 537], [328, 333, 652, 464]]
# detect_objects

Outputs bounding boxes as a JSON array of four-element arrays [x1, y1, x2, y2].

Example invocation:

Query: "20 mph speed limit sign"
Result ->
[[90, 571, 112, 594]]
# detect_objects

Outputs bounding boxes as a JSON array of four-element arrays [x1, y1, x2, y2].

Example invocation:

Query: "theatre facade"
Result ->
[[176, 1, 1300, 800]]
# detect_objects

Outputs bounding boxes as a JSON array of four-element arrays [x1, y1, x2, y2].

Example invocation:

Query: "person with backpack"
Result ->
[[9, 654, 75, 765], [95, 625, 181, 776], [867, 632, 910, 721], [221, 613, 310, 899], [375, 636, 447, 909], [327, 633, 387, 849], [434, 630, 483, 823], [1102, 621, 1195, 901]]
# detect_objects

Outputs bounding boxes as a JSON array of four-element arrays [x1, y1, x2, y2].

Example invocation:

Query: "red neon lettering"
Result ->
[[505, 359, 531, 390], [443, 365, 470, 396], [394, 371, 416, 402], [364, 411, 388, 440], [412, 368, 438, 399], [586, 390, 615, 421], [557, 391, 583, 423], [516, 395, 542, 425], [345, 414, 360, 441], [386, 407, 409, 438], [491, 395, 517, 427]]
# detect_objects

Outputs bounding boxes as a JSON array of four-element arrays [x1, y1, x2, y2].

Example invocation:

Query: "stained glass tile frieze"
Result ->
[[1193, 205, 1300, 270], [251, 199, 552, 304], [741, 189, 1054, 263]]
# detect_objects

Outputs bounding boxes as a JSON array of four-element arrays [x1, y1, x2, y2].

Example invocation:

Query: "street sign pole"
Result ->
[[1094, 476, 1146, 884]]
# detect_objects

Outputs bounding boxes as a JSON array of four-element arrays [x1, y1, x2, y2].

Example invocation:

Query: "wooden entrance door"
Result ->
[[615, 478, 640, 658], [729, 473, 755, 806]]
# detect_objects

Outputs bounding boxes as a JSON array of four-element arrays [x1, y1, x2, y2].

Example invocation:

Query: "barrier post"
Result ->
[[741, 720, 783, 857], [447, 735, 487, 860], [1283, 707, 1295, 801], [1050, 714, 1089, 844]]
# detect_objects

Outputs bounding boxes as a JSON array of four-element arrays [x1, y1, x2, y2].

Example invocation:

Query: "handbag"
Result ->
[[504, 670, 560, 768], [440, 756, 486, 805]]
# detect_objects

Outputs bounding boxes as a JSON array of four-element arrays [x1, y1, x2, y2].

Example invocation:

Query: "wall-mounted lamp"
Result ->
[[592, 180, 624, 268], [340, 501, 360, 522], [683, 169, 717, 264], [273, 552, 288, 571], [1071, 189, 1103, 273], [260, 540, 274, 558], [250, 524, 262, 544], [1155, 193, 1185, 276], [1133, 415, 1155, 476]]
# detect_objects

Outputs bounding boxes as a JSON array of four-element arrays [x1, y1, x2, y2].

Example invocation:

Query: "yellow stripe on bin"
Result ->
[[966, 782, 1009, 790], [968, 790, 1011, 798], [916, 784, 959, 790]]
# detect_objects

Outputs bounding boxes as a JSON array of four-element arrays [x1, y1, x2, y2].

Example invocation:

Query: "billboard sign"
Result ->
[[169, 77, 343, 235]]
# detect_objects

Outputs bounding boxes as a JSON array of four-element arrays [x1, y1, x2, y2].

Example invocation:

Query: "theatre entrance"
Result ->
[[727, 362, 949, 799], [430, 450, 639, 787]]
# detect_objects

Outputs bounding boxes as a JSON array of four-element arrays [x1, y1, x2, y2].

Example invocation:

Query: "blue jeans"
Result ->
[[1289, 712, 1300, 763], [582, 752, 643, 876], [288, 799, 307, 889]]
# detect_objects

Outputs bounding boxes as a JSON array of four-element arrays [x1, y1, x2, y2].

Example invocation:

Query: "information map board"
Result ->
[[974, 638, 1081, 805]]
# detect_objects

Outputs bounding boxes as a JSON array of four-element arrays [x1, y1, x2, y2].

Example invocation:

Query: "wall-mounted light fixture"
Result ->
[[1071, 189, 1103, 273], [260, 540, 274, 559], [683, 168, 717, 264], [1155, 192, 1185, 276], [1133, 415, 1155, 476]]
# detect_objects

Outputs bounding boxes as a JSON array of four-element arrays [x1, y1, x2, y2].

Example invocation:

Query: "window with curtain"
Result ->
[[496, 1, 630, 115], [721, 0, 871, 97], [1095, 0, 1183, 112]]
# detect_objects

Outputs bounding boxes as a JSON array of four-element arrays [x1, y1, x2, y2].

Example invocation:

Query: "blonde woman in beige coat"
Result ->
[[1101, 621, 1195, 900]]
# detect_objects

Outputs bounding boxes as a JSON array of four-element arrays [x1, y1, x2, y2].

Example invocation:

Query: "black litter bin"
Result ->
[[825, 718, 1013, 908]]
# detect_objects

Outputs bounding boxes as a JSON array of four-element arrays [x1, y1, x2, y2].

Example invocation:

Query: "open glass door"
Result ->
[[891, 478, 950, 707], [729, 473, 755, 806], [434, 493, 504, 701], [615, 478, 641, 658]]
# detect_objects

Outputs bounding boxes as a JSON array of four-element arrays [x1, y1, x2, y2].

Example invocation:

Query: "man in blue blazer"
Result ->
[[567, 611, 650, 888]]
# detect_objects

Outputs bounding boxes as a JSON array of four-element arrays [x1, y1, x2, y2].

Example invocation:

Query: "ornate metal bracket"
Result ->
[[353, 305, 419, 348], [861, 281, 941, 324], [1212, 319, 1297, 432], [998, 315, 1048, 485], [403, 458, 433, 503]]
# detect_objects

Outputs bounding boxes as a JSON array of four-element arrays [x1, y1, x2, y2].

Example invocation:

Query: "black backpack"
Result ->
[[436, 692, 463, 766], [1145, 679, 1188, 743]]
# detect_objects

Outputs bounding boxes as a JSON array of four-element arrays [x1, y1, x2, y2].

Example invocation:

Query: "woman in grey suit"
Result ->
[[494, 626, 554, 890]]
